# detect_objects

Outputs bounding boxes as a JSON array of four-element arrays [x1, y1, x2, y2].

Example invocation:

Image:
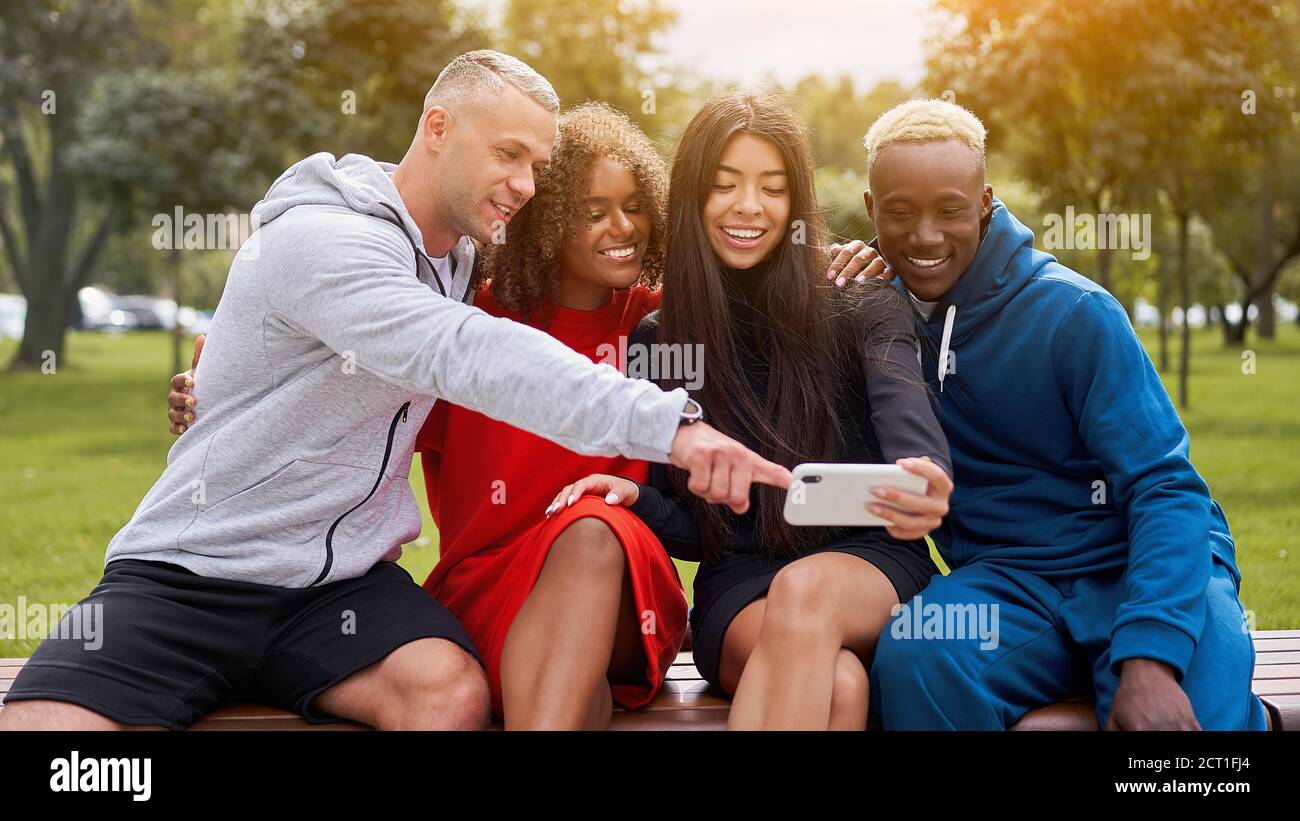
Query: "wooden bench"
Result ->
[[3, 630, 1297, 730]]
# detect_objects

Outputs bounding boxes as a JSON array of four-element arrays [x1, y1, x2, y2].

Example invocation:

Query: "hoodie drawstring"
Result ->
[[938, 304, 957, 392]]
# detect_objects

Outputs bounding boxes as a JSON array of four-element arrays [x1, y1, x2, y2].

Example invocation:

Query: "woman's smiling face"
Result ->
[[557, 155, 651, 295], [702, 132, 791, 269]]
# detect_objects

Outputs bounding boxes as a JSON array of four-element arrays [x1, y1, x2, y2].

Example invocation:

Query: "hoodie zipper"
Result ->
[[376, 202, 459, 299], [311, 401, 410, 586]]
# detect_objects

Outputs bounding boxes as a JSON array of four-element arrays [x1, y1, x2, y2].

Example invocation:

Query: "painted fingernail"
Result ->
[[836, 277, 846, 287], [184, 413, 193, 422], [177, 425, 186, 433], [605, 492, 619, 504], [567, 495, 575, 507], [826, 269, 836, 280], [185, 378, 193, 388], [872, 487, 890, 499], [855, 275, 866, 283], [186, 397, 195, 407]]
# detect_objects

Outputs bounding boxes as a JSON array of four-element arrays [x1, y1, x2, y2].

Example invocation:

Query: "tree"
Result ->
[[0, 0, 146, 370], [76, 68, 253, 373], [925, 0, 1153, 302], [237, 0, 489, 164], [926, 0, 1282, 406], [1204, 1, 1300, 343], [796, 75, 911, 173], [499, 0, 679, 134], [1204, 138, 1300, 345], [1129, 0, 1274, 406]]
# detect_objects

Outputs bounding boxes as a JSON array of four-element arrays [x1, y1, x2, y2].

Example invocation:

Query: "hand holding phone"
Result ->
[[783, 458, 952, 540]]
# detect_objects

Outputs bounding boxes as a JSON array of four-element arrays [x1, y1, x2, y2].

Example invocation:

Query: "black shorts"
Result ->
[[689, 538, 937, 688], [2, 559, 480, 730]]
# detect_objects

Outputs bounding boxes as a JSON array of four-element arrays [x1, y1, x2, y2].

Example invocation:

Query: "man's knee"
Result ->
[[0, 699, 123, 731], [365, 639, 490, 730], [1180, 572, 1265, 730]]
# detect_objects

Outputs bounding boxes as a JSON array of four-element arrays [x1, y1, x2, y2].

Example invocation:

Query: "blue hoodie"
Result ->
[[895, 199, 1238, 680]]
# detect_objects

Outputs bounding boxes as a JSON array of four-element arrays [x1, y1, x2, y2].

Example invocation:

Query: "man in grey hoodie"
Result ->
[[0, 51, 790, 731]]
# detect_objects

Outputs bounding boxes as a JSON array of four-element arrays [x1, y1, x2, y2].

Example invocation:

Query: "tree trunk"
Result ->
[[1177, 213, 1191, 409], [1157, 257, 1170, 373], [13, 276, 69, 371], [1256, 283, 1276, 339], [1255, 151, 1276, 340], [1215, 304, 1231, 346], [1225, 302, 1249, 345], [9, 175, 77, 371]]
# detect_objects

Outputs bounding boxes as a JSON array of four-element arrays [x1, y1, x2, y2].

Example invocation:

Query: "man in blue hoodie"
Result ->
[[860, 99, 1265, 730]]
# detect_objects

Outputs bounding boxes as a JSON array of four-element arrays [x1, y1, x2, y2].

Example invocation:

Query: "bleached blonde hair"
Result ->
[[863, 98, 986, 175]]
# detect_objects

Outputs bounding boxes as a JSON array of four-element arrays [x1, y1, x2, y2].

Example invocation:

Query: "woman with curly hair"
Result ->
[[416, 101, 690, 728]]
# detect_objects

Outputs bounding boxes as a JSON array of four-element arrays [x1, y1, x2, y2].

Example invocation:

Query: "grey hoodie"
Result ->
[[104, 152, 689, 587]]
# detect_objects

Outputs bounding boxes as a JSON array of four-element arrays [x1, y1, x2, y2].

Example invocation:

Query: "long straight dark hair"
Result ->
[[660, 89, 893, 563]]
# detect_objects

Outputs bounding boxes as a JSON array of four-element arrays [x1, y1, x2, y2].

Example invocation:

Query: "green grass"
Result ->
[[1, 324, 1297, 655]]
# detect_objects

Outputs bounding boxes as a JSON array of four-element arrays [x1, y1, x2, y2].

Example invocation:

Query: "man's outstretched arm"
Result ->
[[259, 213, 792, 512]]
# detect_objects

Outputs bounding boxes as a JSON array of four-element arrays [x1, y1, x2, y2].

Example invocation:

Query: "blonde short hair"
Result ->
[[863, 98, 986, 174]]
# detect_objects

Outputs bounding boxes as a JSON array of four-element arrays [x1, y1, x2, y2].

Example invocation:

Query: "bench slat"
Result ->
[[609, 708, 727, 731], [1249, 679, 1300, 696], [1254, 651, 1300, 664], [1251, 664, 1300, 679], [1252, 630, 1300, 639], [1254, 638, 1300, 652]]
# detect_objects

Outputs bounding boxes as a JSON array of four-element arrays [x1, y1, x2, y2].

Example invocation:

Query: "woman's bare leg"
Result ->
[[725, 552, 898, 730], [828, 649, 870, 730], [499, 517, 645, 730]]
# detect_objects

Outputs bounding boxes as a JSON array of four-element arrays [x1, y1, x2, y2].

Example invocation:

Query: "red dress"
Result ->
[[419, 285, 688, 716]]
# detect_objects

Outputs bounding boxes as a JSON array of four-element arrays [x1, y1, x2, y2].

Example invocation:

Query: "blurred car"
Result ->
[[78, 287, 193, 332], [0, 293, 26, 339]]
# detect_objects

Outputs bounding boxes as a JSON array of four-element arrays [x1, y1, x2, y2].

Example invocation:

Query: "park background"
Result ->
[[1, 0, 1297, 654]]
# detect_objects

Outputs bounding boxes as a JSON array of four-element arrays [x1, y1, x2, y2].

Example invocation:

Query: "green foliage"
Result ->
[[236, 0, 489, 163], [796, 75, 911, 173], [500, 0, 677, 131]]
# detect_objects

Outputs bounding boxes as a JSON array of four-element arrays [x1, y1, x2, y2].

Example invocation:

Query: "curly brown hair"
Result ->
[[474, 101, 669, 318]]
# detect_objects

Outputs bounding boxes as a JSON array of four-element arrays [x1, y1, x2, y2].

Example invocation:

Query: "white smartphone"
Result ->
[[782, 463, 928, 527]]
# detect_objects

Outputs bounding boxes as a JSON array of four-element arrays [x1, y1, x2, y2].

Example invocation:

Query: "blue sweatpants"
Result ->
[[869, 557, 1267, 730]]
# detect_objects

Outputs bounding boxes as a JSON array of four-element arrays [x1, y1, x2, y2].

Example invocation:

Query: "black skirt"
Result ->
[[688, 537, 938, 688]]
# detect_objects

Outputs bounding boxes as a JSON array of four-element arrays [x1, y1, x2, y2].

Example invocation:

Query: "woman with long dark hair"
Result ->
[[549, 89, 953, 729]]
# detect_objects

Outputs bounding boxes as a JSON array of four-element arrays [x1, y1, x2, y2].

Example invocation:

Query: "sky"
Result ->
[[466, 0, 939, 92], [659, 0, 938, 90]]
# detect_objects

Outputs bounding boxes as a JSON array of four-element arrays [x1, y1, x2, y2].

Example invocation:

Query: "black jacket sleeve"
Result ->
[[864, 290, 953, 478], [623, 311, 704, 562]]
